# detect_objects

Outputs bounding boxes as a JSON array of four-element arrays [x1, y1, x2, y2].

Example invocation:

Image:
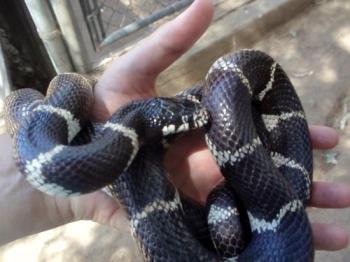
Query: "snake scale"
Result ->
[[5, 50, 313, 261]]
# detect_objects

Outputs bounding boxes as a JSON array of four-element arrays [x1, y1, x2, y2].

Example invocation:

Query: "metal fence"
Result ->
[[80, 0, 193, 50]]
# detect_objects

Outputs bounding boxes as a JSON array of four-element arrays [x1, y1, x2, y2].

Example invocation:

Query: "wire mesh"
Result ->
[[79, 0, 193, 49]]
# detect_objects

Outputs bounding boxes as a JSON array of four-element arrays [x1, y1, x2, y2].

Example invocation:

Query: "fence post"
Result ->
[[0, 41, 11, 132], [49, 0, 89, 73], [0, 40, 11, 98], [24, 0, 74, 73]]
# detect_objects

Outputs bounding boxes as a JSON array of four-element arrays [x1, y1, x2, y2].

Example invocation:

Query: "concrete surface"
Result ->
[[156, 0, 314, 95], [1, 0, 350, 261]]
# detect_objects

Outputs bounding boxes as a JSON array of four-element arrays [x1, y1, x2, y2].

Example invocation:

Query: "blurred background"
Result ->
[[0, 0, 350, 261]]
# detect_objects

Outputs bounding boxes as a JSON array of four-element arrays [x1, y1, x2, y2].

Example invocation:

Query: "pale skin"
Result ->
[[0, 0, 349, 253]]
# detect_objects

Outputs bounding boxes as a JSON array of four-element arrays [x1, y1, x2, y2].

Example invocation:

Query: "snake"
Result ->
[[4, 49, 314, 261]]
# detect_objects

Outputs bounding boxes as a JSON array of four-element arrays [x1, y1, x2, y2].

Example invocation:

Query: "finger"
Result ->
[[94, 0, 214, 120], [69, 191, 125, 228], [98, 0, 214, 90], [309, 125, 339, 150], [312, 223, 349, 250], [124, 0, 214, 76], [165, 130, 222, 204], [309, 181, 350, 208]]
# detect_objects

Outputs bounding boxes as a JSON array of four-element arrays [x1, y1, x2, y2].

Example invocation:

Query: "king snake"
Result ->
[[5, 50, 314, 261]]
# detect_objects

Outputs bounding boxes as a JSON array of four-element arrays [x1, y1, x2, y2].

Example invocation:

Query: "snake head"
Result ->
[[139, 97, 210, 140], [119, 97, 209, 140]]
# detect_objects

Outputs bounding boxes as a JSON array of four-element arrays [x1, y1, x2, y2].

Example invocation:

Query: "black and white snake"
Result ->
[[5, 50, 314, 261]]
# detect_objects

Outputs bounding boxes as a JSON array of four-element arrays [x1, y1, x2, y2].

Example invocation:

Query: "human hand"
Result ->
[[1, 0, 348, 253], [90, 0, 350, 252], [0, 0, 214, 246]]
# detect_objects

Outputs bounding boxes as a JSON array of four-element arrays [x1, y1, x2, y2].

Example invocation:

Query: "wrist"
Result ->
[[0, 134, 73, 246]]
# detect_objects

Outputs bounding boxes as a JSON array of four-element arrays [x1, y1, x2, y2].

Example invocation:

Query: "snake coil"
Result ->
[[5, 50, 313, 261]]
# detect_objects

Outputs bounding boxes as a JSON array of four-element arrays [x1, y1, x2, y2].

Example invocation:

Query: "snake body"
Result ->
[[5, 50, 313, 261]]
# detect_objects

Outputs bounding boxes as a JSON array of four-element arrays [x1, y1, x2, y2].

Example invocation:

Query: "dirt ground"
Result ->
[[1, 0, 350, 261]]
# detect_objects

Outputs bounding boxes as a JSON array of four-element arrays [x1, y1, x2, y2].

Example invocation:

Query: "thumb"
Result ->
[[94, 0, 214, 119]]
